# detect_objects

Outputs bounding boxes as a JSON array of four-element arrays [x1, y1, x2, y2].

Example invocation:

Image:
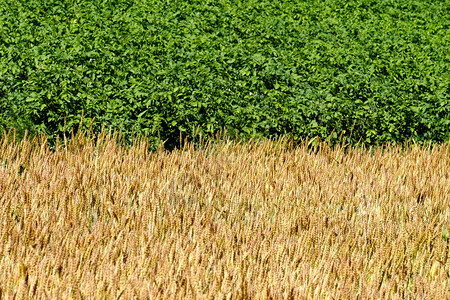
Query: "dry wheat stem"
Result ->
[[0, 129, 449, 299]]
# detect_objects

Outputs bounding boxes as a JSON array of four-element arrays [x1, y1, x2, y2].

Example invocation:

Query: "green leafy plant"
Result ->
[[0, 0, 448, 149]]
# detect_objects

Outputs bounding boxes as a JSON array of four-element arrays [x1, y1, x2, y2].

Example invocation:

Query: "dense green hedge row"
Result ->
[[1, 0, 449, 149]]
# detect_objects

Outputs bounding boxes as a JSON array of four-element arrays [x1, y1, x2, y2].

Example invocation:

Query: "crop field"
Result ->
[[1, 0, 448, 298], [0, 129, 448, 298]]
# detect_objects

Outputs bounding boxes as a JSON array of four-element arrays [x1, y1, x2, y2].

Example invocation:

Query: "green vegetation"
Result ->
[[0, 0, 449, 149]]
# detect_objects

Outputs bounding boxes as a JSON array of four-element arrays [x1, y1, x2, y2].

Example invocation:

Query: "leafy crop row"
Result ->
[[0, 0, 449, 149]]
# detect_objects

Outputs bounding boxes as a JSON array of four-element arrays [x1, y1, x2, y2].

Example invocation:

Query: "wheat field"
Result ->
[[0, 129, 449, 299]]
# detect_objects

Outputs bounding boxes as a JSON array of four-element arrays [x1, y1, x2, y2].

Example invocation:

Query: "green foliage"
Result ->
[[0, 0, 449, 149]]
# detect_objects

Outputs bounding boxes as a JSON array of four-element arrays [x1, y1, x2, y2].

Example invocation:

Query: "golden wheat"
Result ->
[[0, 129, 448, 299]]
